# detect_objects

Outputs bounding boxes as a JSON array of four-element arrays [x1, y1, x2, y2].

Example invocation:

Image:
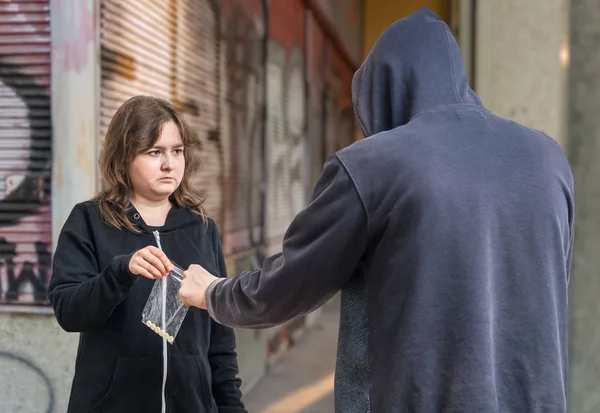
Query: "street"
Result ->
[[243, 298, 340, 413]]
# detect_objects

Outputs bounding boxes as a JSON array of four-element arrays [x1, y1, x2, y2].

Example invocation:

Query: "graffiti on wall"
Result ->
[[52, 0, 96, 73], [265, 42, 307, 246], [0, 351, 55, 412], [0, 1, 52, 306]]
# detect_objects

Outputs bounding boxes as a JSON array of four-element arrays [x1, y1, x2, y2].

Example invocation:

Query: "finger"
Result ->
[[133, 265, 156, 280], [137, 256, 163, 278], [147, 247, 173, 273], [143, 251, 168, 276]]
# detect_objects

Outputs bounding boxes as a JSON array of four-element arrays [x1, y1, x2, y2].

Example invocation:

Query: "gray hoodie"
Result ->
[[207, 7, 574, 412]]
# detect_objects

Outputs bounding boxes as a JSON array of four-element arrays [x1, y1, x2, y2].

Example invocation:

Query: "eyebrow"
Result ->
[[149, 144, 184, 150]]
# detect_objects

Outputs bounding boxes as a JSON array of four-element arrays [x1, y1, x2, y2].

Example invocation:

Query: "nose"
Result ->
[[162, 153, 174, 171]]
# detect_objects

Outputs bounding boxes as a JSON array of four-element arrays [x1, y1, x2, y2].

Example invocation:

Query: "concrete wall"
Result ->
[[474, 0, 569, 148], [0, 1, 98, 412], [0, 315, 79, 412], [567, 0, 600, 411]]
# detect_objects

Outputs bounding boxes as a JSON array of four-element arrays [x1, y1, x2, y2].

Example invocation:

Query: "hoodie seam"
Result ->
[[410, 103, 480, 122], [440, 22, 462, 103], [335, 154, 372, 240]]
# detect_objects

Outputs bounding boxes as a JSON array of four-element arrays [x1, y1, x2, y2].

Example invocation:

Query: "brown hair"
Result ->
[[95, 95, 205, 232]]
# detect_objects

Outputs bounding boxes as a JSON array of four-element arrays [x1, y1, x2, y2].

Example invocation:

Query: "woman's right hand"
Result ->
[[128, 246, 174, 279]]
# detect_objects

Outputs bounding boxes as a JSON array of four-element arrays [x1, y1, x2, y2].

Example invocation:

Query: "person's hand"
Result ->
[[128, 246, 173, 279], [179, 264, 218, 309]]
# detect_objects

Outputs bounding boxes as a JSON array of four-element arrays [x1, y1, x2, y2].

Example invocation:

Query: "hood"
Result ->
[[352, 7, 481, 137], [126, 202, 204, 233]]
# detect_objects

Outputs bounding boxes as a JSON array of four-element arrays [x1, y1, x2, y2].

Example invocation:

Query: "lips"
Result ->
[[159, 177, 175, 182]]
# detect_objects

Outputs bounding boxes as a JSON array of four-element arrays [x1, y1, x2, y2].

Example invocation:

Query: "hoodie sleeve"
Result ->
[[47, 203, 137, 332], [207, 220, 246, 413], [206, 155, 369, 328]]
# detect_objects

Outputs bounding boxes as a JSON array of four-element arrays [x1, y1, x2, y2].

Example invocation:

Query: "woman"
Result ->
[[48, 96, 246, 413]]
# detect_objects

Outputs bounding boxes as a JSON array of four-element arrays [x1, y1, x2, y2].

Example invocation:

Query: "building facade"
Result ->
[[0, 0, 362, 411]]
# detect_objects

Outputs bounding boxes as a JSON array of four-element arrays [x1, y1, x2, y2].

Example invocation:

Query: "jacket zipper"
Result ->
[[153, 230, 168, 413]]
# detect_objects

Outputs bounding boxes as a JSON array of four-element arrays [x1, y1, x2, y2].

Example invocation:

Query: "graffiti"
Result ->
[[0, 57, 51, 218], [52, 0, 96, 73], [0, 351, 55, 413], [221, 0, 266, 255], [0, 1, 53, 306], [0, 238, 50, 302], [266, 42, 307, 244]]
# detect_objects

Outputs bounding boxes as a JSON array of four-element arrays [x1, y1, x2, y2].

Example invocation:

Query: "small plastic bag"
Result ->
[[141, 264, 189, 344]]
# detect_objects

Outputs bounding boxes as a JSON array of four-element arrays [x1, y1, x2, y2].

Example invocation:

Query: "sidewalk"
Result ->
[[242, 297, 340, 413]]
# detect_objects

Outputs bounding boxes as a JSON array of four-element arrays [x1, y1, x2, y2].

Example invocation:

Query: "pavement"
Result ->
[[242, 296, 340, 413]]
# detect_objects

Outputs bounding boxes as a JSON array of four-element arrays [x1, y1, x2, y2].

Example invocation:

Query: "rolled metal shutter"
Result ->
[[307, 13, 327, 188], [100, 0, 221, 220], [0, 1, 52, 307], [325, 47, 355, 154], [219, 0, 266, 256], [265, 0, 307, 253]]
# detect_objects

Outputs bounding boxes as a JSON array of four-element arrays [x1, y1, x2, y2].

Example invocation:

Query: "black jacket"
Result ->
[[206, 8, 574, 413], [48, 201, 245, 413]]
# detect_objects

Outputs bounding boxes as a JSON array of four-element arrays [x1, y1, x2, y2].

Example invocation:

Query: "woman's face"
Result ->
[[129, 120, 185, 203]]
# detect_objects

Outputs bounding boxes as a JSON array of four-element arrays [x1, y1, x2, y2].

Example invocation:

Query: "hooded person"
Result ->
[[179, 7, 574, 413], [48, 96, 246, 413]]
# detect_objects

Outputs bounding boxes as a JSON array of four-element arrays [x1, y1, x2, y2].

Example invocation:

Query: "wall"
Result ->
[[567, 1, 600, 411], [0, 2, 81, 412], [317, 0, 363, 65], [0, 314, 78, 412], [265, 0, 308, 254], [474, 0, 569, 148], [0, 1, 53, 310]]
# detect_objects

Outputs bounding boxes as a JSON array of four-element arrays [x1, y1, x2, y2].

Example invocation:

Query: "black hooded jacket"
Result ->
[[48, 201, 245, 413]]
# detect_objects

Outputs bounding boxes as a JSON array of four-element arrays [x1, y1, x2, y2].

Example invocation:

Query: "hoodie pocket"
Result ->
[[90, 356, 162, 412], [167, 355, 216, 412]]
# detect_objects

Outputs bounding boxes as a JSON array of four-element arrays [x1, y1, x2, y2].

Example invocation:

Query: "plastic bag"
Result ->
[[141, 263, 189, 344]]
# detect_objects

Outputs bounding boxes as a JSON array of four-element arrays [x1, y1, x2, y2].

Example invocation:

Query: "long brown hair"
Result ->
[[95, 95, 205, 232]]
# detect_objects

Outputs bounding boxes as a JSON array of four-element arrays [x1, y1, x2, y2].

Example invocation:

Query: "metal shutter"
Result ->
[[100, 0, 221, 220], [307, 13, 327, 188], [325, 47, 355, 154], [0, 0, 52, 307], [219, 0, 266, 255], [265, 0, 307, 254]]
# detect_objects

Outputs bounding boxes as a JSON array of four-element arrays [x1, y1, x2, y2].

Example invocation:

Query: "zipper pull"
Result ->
[[153, 230, 162, 249]]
